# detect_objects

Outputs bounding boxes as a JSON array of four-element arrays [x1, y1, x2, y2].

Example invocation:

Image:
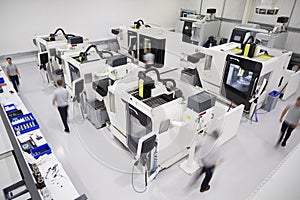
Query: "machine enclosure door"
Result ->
[[221, 55, 262, 111], [126, 104, 152, 154]]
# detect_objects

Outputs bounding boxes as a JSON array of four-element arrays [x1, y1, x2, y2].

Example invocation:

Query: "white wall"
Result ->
[[201, 0, 300, 53], [201, 0, 225, 18], [248, 0, 300, 53], [249, 0, 295, 25], [289, 0, 300, 28], [0, 0, 182, 55], [223, 0, 247, 20], [1, 0, 300, 55], [181, 0, 202, 13], [219, 21, 240, 39]]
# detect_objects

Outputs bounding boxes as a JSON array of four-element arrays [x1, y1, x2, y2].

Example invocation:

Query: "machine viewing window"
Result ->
[[226, 63, 253, 94], [221, 54, 262, 111], [40, 43, 47, 52], [68, 62, 80, 82], [38, 52, 48, 65], [139, 34, 166, 68]]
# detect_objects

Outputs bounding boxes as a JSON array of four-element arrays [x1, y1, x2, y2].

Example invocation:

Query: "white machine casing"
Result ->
[[190, 42, 293, 109], [64, 50, 107, 100], [230, 23, 287, 49], [104, 72, 244, 178], [191, 20, 220, 46]]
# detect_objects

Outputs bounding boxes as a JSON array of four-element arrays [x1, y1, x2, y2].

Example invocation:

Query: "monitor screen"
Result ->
[[68, 62, 80, 82], [233, 35, 241, 42], [226, 63, 253, 94]]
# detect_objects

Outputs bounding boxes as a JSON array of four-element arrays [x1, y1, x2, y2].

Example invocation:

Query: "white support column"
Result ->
[[179, 139, 200, 175], [242, 0, 255, 24]]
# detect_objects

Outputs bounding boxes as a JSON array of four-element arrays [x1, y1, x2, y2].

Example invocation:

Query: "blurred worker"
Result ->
[[52, 80, 70, 133], [194, 130, 220, 193], [143, 48, 155, 69], [5, 57, 21, 92], [277, 96, 300, 147]]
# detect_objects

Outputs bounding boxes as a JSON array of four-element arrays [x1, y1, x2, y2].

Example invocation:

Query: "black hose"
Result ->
[[101, 50, 113, 58], [138, 68, 161, 82], [138, 67, 177, 88], [137, 19, 144, 26], [48, 28, 67, 41], [84, 45, 98, 54], [52, 28, 66, 36], [78, 45, 114, 62]]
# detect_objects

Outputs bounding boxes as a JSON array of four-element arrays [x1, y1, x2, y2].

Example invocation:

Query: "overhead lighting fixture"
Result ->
[[256, 0, 279, 15]]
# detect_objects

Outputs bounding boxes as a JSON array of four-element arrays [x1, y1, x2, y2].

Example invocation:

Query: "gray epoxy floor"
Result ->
[[17, 61, 300, 200]]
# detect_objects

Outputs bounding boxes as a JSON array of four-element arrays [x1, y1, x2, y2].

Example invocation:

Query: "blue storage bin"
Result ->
[[0, 77, 4, 84], [10, 113, 39, 135], [30, 143, 52, 159], [269, 90, 280, 97], [264, 90, 281, 112], [4, 104, 17, 113]]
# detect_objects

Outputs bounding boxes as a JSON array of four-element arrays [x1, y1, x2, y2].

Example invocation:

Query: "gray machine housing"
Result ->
[[86, 99, 107, 129], [187, 91, 216, 113]]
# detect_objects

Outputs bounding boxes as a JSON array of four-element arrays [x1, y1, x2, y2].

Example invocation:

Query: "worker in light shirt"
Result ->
[[195, 130, 220, 193], [5, 57, 21, 93], [277, 96, 300, 147], [143, 48, 155, 69], [52, 80, 70, 133]]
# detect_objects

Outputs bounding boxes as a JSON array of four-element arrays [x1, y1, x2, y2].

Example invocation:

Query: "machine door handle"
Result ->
[[250, 77, 258, 97], [278, 76, 284, 87]]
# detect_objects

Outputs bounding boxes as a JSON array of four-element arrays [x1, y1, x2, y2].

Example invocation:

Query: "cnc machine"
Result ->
[[95, 67, 244, 183], [180, 42, 295, 113]]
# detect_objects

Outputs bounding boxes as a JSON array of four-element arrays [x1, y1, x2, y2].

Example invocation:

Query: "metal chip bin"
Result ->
[[188, 91, 216, 113], [86, 100, 107, 129], [52, 69, 65, 86]]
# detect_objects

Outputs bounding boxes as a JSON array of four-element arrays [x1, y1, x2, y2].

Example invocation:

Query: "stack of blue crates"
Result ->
[[4, 103, 17, 113], [30, 143, 52, 159], [10, 113, 40, 136], [4, 104, 51, 159]]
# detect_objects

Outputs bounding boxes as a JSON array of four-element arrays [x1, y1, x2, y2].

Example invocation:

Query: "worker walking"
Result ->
[[191, 130, 220, 193], [5, 57, 21, 93], [52, 80, 70, 133], [277, 96, 300, 147]]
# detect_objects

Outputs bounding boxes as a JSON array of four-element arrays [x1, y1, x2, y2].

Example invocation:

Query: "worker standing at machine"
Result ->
[[277, 96, 300, 147], [143, 48, 155, 69], [5, 57, 21, 93], [192, 130, 220, 193], [52, 80, 70, 133]]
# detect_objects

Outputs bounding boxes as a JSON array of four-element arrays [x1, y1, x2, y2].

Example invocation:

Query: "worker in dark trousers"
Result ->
[[277, 96, 300, 147], [189, 130, 220, 193], [5, 57, 21, 92], [52, 80, 70, 133]]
